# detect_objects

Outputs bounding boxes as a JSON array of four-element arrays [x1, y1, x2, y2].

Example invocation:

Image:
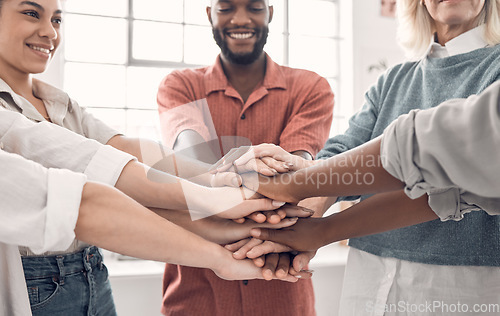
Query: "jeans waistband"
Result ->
[[22, 246, 104, 280]]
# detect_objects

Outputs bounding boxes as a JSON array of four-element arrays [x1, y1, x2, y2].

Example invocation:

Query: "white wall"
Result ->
[[350, 0, 405, 113]]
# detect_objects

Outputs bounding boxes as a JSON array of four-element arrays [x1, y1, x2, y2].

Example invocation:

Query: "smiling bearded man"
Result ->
[[156, 0, 335, 315]]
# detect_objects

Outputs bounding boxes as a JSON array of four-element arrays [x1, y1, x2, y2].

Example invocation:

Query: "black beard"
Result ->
[[212, 26, 269, 65]]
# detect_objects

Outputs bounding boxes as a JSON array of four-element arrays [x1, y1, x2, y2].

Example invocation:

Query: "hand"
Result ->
[[225, 238, 293, 260], [225, 239, 314, 279], [209, 171, 242, 187], [298, 197, 337, 217], [249, 217, 329, 252], [232, 203, 314, 224], [232, 144, 313, 173], [187, 184, 286, 220], [211, 248, 302, 282], [258, 252, 312, 281], [210, 145, 292, 177], [240, 172, 302, 204], [198, 216, 299, 244]]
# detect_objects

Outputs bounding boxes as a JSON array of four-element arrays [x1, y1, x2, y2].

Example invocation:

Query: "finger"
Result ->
[[261, 156, 290, 173], [276, 274, 299, 283], [264, 210, 282, 224], [250, 228, 289, 245], [232, 238, 263, 259], [276, 208, 287, 219], [246, 241, 293, 259], [280, 205, 315, 218], [246, 212, 267, 223], [211, 172, 242, 187], [262, 253, 279, 281], [275, 253, 291, 279], [290, 270, 312, 280], [224, 238, 251, 252], [254, 159, 278, 176], [234, 144, 283, 166], [210, 147, 249, 171], [292, 251, 317, 272], [232, 218, 246, 224], [219, 198, 285, 220], [252, 256, 265, 267], [255, 217, 298, 230]]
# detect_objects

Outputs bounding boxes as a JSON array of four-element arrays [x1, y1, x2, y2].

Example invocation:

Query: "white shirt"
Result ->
[[339, 26, 500, 316], [425, 25, 488, 59], [381, 80, 500, 220], [0, 109, 134, 316], [0, 78, 122, 256]]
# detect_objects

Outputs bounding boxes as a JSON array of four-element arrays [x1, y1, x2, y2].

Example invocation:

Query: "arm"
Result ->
[[151, 208, 300, 244], [250, 190, 438, 253], [76, 181, 300, 282], [107, 133, 224, 185], [0, 150, 86, 254], [382, 80, 500, 198], [241, 138, 404, 204], [0, 111, 286, 220]]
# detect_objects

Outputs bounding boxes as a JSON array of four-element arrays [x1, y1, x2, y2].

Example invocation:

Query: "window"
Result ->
[[62, 0, 345, 141]]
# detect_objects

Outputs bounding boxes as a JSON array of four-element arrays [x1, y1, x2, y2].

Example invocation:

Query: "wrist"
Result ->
[[321, 213, 342, 245], [208, 244, 232, 275]]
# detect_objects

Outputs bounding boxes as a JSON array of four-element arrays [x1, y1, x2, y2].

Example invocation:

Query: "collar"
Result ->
[[204, 53, 287, 95], [425, 25, 489, 58], [0, 78, 71, 123]]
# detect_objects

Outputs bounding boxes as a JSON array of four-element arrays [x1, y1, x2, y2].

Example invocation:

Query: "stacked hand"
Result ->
[[207, 144, 323, 280]]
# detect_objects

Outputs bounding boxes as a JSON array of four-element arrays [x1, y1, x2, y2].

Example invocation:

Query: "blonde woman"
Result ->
[[316, 0, 500, 314]]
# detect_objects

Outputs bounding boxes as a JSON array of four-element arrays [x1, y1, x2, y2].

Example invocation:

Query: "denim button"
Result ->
[[242, 280, 248, 285]]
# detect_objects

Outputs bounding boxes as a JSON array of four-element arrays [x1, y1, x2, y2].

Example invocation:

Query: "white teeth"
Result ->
[[29, 45, 51, 54], [228, 33, 254, 39]]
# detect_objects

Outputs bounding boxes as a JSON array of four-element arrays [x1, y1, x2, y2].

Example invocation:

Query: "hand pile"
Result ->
[[208, 144, 322, 282]]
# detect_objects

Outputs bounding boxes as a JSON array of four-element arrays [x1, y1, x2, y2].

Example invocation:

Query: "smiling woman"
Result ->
[[0, 0, 62, 120]]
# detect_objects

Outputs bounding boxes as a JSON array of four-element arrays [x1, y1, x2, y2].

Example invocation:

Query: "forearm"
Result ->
[[321, 190, 438, 246], [151, 208, 239, 244], [107, 135, 214, 184], [292, 138, 404, 199], [75, 182, 226, 270], [114, 160, 188, 209]]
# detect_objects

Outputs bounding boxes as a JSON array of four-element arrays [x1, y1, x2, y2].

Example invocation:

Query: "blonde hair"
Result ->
[[396, 0, 500, 60]]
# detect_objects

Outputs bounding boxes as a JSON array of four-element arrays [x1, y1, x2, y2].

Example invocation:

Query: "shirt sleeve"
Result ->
[[278, 76, 334, 157], [0, 110, 135, 186], [0, 150, 86, 254], [157, 72, 217, 148], [381, 81, 500, 220]]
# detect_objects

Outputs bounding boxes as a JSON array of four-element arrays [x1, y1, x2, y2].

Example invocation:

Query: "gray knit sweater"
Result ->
[[318, 44, 500, 266]]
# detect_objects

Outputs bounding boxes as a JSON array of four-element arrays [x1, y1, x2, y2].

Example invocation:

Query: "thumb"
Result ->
[[250, 228, 287, 245]]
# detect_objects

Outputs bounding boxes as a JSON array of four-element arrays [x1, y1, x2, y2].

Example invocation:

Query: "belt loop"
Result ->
[[55, 255, 65, 285], [83, 246, 93, 272], [82, 246, 97, 316]]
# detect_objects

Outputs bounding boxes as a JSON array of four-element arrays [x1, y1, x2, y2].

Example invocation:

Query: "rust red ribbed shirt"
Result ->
[[157, 54, 334, 316]]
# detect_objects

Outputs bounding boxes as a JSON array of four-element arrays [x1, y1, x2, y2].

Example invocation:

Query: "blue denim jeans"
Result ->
[[22, 246, 117, 316]]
